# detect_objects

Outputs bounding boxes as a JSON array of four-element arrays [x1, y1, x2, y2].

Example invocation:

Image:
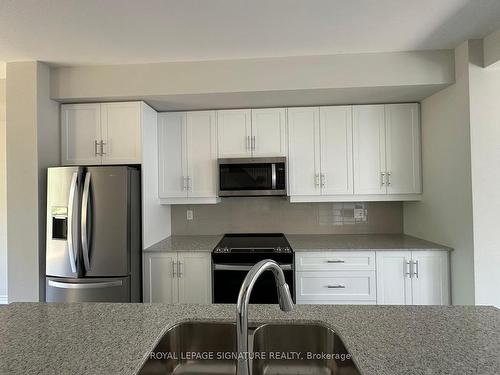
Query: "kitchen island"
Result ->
[[0, 303, 498, 374]]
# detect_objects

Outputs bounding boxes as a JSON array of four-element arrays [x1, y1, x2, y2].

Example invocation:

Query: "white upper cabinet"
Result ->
[[217, 108, 287, 158], [217, 109, 252, 158], [287, 107, 321, 196], [288, 106, 354, 199], [158, 112, 187, 199], [158, 111, 219, 204], [185, 111, 218, 198], [251, 108, 287, 157], [100, 102, 143, 165], [61, 103, 102, 165], [385, 103, 421, 194], [61, 101, 147, 166], [353, 105, 387, 194], [319, 106, 354, 195], [353, 103, 421, 196]]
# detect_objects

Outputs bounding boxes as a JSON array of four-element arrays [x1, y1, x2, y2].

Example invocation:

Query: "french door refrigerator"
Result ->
[[45, 166, 141, 302]]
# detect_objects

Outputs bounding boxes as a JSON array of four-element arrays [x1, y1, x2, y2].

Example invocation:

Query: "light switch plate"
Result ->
[[186, 210, 193, 221]]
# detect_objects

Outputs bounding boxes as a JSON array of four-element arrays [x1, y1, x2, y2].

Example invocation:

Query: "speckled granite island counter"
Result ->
[[286, 234, 451, 251], [1, 303, 498, 375]]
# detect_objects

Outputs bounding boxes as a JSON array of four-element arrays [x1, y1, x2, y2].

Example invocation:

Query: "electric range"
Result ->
[[212, 233, 295, 304]]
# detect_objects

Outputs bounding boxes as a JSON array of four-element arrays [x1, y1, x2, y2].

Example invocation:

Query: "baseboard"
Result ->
[[0, 295, 8, 304]]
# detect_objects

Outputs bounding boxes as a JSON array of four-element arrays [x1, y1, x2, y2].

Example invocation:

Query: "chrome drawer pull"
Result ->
[[327, 285, 346, 289], [326, 260, 345, 263]]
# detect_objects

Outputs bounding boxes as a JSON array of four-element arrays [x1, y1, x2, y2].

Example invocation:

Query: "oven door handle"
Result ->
[[213, 264, 293, 271]]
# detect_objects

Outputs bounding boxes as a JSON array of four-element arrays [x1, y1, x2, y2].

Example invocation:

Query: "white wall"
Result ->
[[6, 62, 59, 302], [468, 40, 500, 307], [404, 42, 475, 305], [0, 79, 7, 303]]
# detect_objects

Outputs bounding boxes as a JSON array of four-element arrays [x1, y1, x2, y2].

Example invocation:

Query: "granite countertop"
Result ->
[[144, 234, 450, 253], [144, 235, 222, 252], [285, 233, 452, 251], [0, 303, 498, 374]]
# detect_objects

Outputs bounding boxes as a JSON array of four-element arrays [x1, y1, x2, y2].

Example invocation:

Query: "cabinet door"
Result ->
[[101, 102, 143, 164], [186, 111, 218, 198], [287, 107, 321, 196], [177, 253, 212, 304], [158, 113, 187, 198], [143, 253, 178, 303], [217, 109, 252, 158], [376, 251, 412, 305], [319, 106, 354, 195], [251, 108, 287, 157], [411, 251, 450, 305], [61, 104, 102, 165], [353, 105, 386, 194], [385, 103, 421, 194]]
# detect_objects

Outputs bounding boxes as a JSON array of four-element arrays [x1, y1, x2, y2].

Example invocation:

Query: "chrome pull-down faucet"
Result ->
[[236, 259, 294, 375]]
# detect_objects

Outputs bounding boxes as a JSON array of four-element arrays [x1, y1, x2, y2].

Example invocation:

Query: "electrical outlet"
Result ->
[[186, 210, 194, 221]]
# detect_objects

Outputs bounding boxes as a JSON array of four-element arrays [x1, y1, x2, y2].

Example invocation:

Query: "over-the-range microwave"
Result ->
[[218, 157, 287, 197]]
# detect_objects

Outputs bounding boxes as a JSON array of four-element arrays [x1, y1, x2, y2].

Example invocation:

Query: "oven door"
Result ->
[[218, 158, 286, 196], [213, 264, 295, 304]]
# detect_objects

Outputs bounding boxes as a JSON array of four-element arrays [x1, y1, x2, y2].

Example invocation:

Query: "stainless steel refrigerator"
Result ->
[[45, 166, 141, 302]]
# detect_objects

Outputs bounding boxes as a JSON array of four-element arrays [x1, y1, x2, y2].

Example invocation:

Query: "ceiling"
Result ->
[[1, 0, 500, 66]]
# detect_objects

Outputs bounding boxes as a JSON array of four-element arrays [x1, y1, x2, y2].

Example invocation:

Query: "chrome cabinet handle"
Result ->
[[412, 260, 419, 279], [172, 260, 177, 277], [314, 173, 320, 188], [246, 136, 251, 151], [326, 260, 345, 263], [186, 176, 192, 191], [182, 176, 187, 191], [327, 285, 346, 289], [387, 172, 392, 186], [178, 261, 183, 278], [94, 140, 100, 156], [380, 172, 386, 186], [320, 173, 326, 187], [67, 172, 78, 273], [251, 136, 256, 151], [404, 261, 411, 278], [81, 172, 92, 272], [100, 140, 106, 155]]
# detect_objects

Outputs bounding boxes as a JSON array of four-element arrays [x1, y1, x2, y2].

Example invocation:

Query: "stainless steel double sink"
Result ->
[[139, 321, 360, 375]]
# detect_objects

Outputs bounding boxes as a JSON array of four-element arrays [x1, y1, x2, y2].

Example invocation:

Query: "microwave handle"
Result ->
[[271, 163, 276, 189]]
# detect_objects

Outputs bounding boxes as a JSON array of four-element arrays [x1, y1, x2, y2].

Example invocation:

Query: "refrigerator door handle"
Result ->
[[48, 280, 123, 289], [67, 172, 78, 273], [81, 171, 92, 272]]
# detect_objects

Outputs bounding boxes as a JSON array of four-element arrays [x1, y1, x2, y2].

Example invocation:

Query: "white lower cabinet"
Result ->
[[295, 251, 377, 304], [296, 250, 450, 305], [376, 250, 450, 305], [143, 252, 212, 304], [296, 271, 376, 303]]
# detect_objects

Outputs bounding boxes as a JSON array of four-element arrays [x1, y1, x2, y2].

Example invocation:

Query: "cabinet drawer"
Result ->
[[295, 251, 376, 271], [296, 271, 376, 301]]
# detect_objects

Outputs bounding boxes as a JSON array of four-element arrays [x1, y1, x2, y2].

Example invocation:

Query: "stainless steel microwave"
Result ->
[[218, 157, 287, 197]]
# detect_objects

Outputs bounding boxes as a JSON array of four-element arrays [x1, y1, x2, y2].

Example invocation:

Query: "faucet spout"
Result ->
[[236, 259, 294, 375]]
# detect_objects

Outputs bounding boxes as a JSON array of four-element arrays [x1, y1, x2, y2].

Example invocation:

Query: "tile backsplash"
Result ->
[[171, 198, 403, 235]]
